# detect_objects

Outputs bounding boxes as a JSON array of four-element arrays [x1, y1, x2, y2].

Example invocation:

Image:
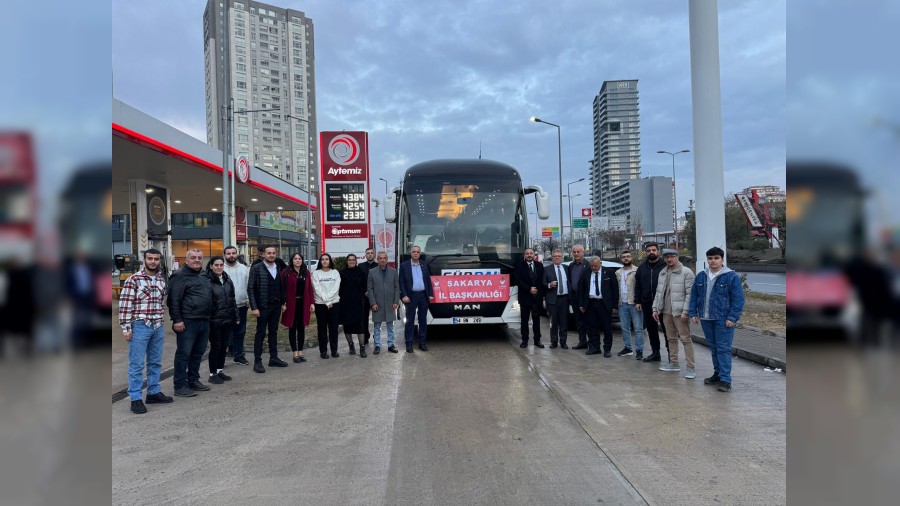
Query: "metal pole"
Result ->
[[556, 125, 563, 252], [671, 154, 677, 250], [221, 104, 230, 246], [229, 97, 236, 247]]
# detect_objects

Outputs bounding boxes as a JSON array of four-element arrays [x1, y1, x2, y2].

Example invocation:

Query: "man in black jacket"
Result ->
[[167, 249, 213, 397], [577, 256, 619, 356], [358, 247, 378, 344], [633, 242, 667, 362], [247, 245, 288, 373], [515, 247, 545, 348]]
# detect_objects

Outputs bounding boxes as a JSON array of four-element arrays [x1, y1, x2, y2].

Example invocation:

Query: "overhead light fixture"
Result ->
[[251, 198, 258, 202], [212, 208, 218, 211], [277, 206, 284, 210], [174, 200, 182, 204], [215, 187, 223, 191], [145, 188, 154, 193]]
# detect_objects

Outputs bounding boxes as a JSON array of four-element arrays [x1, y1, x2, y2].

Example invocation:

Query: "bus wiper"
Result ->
[[424, 253, 514, 271]]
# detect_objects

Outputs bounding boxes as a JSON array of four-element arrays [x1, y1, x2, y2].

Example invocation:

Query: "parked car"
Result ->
[[542, 259, 623, 328], [305, 259, 319, 270]]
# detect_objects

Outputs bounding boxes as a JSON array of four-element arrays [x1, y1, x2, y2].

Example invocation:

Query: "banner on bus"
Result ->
[[431, 274, 510, 303]]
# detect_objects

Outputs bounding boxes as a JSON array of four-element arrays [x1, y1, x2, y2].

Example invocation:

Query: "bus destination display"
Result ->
[[325, 182, 367, 222]]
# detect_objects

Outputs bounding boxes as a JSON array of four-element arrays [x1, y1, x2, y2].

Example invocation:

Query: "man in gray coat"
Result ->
[[367, 251, 401, 354]]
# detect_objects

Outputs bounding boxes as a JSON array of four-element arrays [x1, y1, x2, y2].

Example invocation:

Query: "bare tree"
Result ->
[[599, 227, 629, 257]]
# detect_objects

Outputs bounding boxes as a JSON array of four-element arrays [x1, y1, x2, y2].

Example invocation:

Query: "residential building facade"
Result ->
[[589, 79, 641, 219]]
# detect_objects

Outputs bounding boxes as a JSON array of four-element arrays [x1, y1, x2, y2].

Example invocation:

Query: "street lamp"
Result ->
[[530, 116, 563, 250], [567, 177, 585, 243], [564, 193, 582, 244], [284, 113, 314, 261], [529, 211, 537, 248], [378, 177, 388, 196], [656, 149, 690, 250]]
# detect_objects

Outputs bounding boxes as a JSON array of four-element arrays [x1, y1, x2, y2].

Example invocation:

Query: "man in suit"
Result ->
[[399, 245, 434, 352], [247, 245, 288, 373], [367, 251, 401, 354], [515, 247, 545, 348], [542, 249, 571, 349], [568, 245, 590, 349], [578, 256, 619, 357], [358, 248, 379, 344]]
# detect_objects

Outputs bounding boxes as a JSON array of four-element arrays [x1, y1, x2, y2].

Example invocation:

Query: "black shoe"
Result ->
[[254, 361, 266, 373], [617, 347, 633, 357], [585, 349, 601, 355], [572, 343, 588, 350], [534, 342, 545, 349], [406, 345, 414, 353], [145, 392, 173, 404], [174, 386, 197, 397], [298, 355, 307, 363], [704, 373, 721, 385], [388, 346, 398, 353], [519, 342, 528, 348], [550, 343, 558, 349], [269, 357, 288, 367], [131, 400, 147, 414], [560, 343, 569, 349], [359, 348, 367, 358], [234, 356, 250, 365], [603, 351, 612, 358], [349, 344, 356, 355], [189, 381, 210, 391], [320, 353, 329, 359], [374, 346, 381, 355], [642, 352, 661, 363], [331, 351, 340, 358], [718, 382, 731, 392], [218, 371, 232, 381], [293, 356, 302, 363], [635, 351, 643, 360], [208, 374, 224, 385], [419, 344, 428, 351]]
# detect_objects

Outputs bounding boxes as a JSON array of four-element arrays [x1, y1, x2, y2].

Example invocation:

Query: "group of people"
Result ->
[[119, 244, 436, 414], [515, 242, 744, 392]]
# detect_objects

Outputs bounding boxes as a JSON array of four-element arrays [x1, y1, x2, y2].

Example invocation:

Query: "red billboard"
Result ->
[[319, 132, 370, 250]]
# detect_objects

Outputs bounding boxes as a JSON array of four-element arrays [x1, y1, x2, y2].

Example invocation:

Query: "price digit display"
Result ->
[[325, 182, 367, 222]]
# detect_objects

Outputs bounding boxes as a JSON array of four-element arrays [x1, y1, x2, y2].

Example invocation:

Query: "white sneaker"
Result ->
[[659, 362, 681, 372], [684, 368, 696, 379]]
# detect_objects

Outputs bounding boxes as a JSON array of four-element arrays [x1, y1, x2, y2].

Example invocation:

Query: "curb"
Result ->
[[690, 333, 786, 372], [737, 324, 786, 339]]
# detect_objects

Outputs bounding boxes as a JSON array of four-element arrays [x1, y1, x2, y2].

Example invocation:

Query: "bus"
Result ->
[[384, 159, 549, 326], [786, 161, 866, 338]]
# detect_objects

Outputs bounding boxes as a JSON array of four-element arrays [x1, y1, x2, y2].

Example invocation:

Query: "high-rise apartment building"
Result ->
[[589, 80, 640, 219], [203, 0, 317, 193]]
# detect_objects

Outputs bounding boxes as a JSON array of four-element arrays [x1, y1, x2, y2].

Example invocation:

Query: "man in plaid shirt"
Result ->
[[118, 248, 173, 414]]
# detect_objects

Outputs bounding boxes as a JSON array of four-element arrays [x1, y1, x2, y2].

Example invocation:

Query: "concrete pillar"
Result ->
[[689, 0, 727, 267]]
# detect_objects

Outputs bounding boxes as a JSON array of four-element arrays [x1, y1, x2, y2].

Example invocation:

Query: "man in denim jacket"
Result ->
[[689, 247, 745, 392]]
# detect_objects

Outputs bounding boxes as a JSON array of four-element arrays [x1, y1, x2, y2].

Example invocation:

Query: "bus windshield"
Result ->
[[399, 178, 526, 260]]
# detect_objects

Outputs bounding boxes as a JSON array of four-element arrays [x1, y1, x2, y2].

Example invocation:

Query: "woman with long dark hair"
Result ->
[[205, 256, 238, 384], [280, 253, 315, 363], [311, 253, 341, 358], [339, 254, 368, 358]]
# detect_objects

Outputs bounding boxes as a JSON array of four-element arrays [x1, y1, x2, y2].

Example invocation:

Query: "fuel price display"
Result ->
[[325, 182, 367, 222]]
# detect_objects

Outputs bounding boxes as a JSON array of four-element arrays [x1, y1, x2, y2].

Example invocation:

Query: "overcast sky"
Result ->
[[112, 0, 785, 226]]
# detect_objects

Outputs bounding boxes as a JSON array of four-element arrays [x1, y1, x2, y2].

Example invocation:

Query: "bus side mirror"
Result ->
[[384, 187, 400, 223], [524, 185, 550, 219]]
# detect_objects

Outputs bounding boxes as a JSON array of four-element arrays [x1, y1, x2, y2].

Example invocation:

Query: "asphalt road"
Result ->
[[112, 323, 785, 505], [741, 272, 786, 295]]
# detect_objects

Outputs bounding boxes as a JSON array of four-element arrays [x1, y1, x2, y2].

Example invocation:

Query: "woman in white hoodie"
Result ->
[[312, 253, 341, 359]]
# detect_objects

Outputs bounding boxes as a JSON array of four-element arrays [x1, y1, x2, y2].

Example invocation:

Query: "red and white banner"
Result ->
[[430, 274, 510, 303]]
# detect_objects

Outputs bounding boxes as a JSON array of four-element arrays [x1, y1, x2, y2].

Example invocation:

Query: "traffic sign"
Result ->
[[573, 218, 589, 229], [581, 208, 592, 217]]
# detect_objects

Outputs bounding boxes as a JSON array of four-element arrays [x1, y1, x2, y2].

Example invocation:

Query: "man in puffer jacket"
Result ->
[[689, 247, 744, 393], [652, 249, 696, 378]]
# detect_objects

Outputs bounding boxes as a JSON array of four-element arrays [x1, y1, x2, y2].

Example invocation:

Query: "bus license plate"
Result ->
[[452, 317, 482, 324]]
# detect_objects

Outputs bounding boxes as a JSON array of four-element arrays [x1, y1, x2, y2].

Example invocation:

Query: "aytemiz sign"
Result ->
[[320, 132, 370, 254]]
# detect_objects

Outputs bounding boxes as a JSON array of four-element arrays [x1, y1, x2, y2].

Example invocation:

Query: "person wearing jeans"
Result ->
[[367, 251, 401, 354], [118, 248, 170, 414], [167, 249, 213, 397], [689, 246, 745, 392], [223, 245, 250, 365], [615, 250, 644, 359]]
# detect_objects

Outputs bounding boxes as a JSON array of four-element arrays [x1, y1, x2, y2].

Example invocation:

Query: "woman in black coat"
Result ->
[[339, 254, 369, 358], [206, 256, 238, 384]]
